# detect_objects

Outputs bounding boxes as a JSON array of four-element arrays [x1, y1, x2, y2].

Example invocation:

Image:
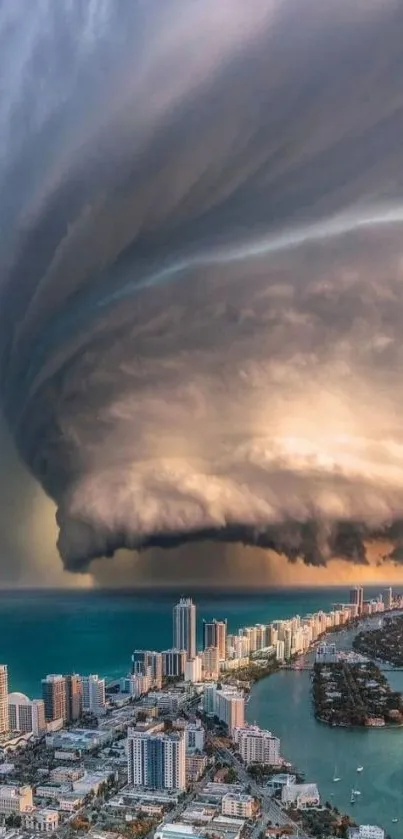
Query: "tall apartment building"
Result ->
[[173, 598, 196, 660], [216, 689, 245, 733], [203, 620, 227, 660], [0, 665, 9, 734], [202, 646, 220, 680], [349, 586, 364, 615], [127, 727, 186, 790], [162, 649, 187, 679], [233, 725, 281, 766], [132, 651, 163, 688], [8, 693, 46, 736], [65, 675, 82, 722], [82, 675, 106, 714], [385, 587, 393, 610], [42, 675, 67, 723]]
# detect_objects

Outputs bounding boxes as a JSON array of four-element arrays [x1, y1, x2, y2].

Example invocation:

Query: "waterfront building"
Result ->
[[216, 689, 245, 733], [22, 807, 60, 832], [275, 640, 285, 662], [173, 598, 196, 660], [162, 649, 187, 679], [184, 656, 202, 683], [127, 727, 186, 790], [82, 675, 106, 714], [348, 828, 385, 839], [0, 785, 33, 814], [240, 626, 258, 652], [185, 720, 205, 752], [0, 665, 8, 734], [281, 782, 320, 810], [65, 674, 82, 722], [221, 792, 254, 819], [203, 620, 227, 660], [8, 693, 46, 735], [233, 725, 281, 766], [202, 646, 220, 680], [350, 586, 364, 615], [132, 651, 163, 688], [42, 675, 67, 723], [384, 587, 393, 610]]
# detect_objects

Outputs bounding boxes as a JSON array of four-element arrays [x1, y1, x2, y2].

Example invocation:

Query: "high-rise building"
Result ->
[[216, 689, 245, 733], [184, 656, 202, 683], [349, 586, 364, 615], [233, 725, 281, 766], [162, 649, 187, 679], [82, 675, 106, 714], [0, 665, 9, 734], [132, 651, 163, 688], [41, 675, 67, 723], [127, 727, 186, 790], [65, 675, 82, 722], [203, 620, 227, 660], [202, 646, 220, 680], [173, 598, 196, 660], [8, 694, 46, 736], [385, 587, 393, 610]]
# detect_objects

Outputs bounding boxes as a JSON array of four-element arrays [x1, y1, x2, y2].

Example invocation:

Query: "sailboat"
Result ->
[[356, 766, 364, 773], [333, 765, 341, 782], [350, 789, 356, 805]]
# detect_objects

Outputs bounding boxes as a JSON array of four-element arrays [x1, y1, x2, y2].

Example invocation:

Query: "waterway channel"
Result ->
[[247, 621, 403, 838]]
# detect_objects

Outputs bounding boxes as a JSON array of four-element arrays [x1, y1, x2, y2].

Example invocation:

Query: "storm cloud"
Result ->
[[1, 0, 403, 572]]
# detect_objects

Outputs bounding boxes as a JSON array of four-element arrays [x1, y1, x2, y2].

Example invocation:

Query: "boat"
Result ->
[[333, 765, 341, 782], [356, 766, 364, 773], [353, 790, 361, 796], [350, 789, 355, 805], [392, 819, 398, 824]]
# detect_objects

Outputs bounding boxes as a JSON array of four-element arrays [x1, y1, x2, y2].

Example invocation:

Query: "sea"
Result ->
[[1, 586, 402, 835]]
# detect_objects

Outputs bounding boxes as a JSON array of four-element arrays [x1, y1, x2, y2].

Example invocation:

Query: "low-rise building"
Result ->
[[58, 793, 84, 812], [0, 784, 33, 814], [22, 807, 60, 832], [348, 828, 385, 839], [50, 765, 84, 783], [281, 783, 320, 810], [221, 793, 254, 819], [186, 752, 208, 783]]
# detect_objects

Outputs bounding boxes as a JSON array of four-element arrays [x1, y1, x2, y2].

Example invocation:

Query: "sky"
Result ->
[[1, 0, 403, 587]]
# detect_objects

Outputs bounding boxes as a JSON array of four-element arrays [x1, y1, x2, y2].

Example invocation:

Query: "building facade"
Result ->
[[82, 675, 106, 715], [162, 649, 187, 679], [127, 728, 186, 791], [233, 725, 281, 766], [22, 808, 60, 832], [0, 785, 33, 814], [221, 793, 254, 819], [65, 675, 83, 722], [173, 598, 196, 660], [203, 620, 227, 660], [42, 675, 67, 723], [0, 665, 9, 734], [201, 647, 219, 681], [132, 651, 163, 688], [8, 693, 46, 736]]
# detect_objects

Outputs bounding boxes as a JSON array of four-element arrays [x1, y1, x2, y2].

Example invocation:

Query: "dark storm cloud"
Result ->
[[1, 0, 403, 572]]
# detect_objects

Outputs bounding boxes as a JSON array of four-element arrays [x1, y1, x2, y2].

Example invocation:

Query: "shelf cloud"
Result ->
[[1, 0, 403, 573]]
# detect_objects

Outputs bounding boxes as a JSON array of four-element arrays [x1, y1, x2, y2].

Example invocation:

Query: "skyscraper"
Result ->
[[161, 649, 187, 679], [65, 675, 83, 722], [173, 597, 196, 660], [127, 727, 186, 790], [0, 665, 9, 734], [82, 675, 106, 714], [41, 675, 67, 722], [349, 586, 364, 615], [385, 587, 393, 610], [8, 694, 46, 736], [203, 619, 227, 660], [131, 651, 162, 688]]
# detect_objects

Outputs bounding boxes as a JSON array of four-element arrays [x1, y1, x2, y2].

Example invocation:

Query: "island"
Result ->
[[353, 614, 403, 666], [312, 661, 403, 727]]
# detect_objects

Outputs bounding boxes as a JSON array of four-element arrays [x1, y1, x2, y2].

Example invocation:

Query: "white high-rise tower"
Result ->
[[173, 597, 196, 660], [0, 665, 9, 734]]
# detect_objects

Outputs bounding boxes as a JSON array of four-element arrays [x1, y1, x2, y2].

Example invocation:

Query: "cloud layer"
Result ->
[[1, 0, 403, 572]]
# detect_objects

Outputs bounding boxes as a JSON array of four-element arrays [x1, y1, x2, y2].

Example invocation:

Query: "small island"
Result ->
[[354, 614, 403, 666], [312, 661, 403, 727]]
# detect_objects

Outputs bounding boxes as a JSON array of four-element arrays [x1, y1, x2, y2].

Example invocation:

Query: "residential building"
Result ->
[[184, 657, 202, 683], [185, 753, 207, 783], [203, 684, 217, 716], [162, 649, 187, 679], [0, 665, 9, 734], [132, 651, 163, 688], [384, 587, 393, 610], [42, 675, 67, 723], [281, 783, 320, 810], [221, 793, 254, 819], [0, 785, 33, 814], [22, 808, 60, 832], [233, 725, 281, 765], [202, 646, 219, 680], [65, 675, 83, 722], [203, 620, 227, 660], [8, 693, 46, 735], [173, 598, 196, 660], [349, 587, 364, 615], [185, 721, 205, 752], [127, 727, 186, 790], [82, 675, 106, 714], [216, 690, 245, 733]]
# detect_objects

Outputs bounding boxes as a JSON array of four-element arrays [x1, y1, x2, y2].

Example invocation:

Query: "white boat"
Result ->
[[392, 819, 398, 824], [353, 790, 361, 796], [333, 764, 341, 782], [350, 789, 355, 805], [356, 766, 364, 773]]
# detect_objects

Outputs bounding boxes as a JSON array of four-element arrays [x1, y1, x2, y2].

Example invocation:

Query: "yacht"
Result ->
[[392, 819, 398, 824], [356, 766, 364, 773]]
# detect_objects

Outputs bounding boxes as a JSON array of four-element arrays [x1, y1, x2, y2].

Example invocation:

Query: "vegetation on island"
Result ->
[[288, 802, 357, 838], [353, 615, 403, 666], [312, 661, 403, 726]]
